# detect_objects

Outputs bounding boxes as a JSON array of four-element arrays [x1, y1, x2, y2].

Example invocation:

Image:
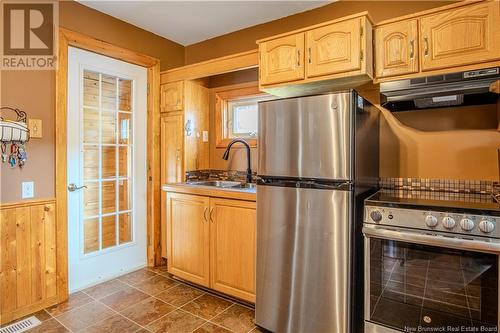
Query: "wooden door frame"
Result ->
[[55, 28, 161, 302]]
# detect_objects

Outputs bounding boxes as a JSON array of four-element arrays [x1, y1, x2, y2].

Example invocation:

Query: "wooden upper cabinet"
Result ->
[[306, 17, 361, 78], [420, 1, 500, 71], [259, 33, 305, 86], [166, 193, 210, 287], [161, 81, 184, 112], [375, 19, 419, 78]]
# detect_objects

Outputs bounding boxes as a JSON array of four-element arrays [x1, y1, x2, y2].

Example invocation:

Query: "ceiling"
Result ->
[[79, 1, 331, 46]]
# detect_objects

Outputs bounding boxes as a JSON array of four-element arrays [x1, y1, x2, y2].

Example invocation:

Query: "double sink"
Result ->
[[188, 180, 256, 190]]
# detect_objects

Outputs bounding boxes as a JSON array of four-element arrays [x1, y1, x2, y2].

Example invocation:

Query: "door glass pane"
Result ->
[[101, 75, 117, 110], [102, 147, 116, 179], [118, 146, 130, 178], [119, 79, 132, 111], [83, 182, 99, 217], [83, 146, 98, 180], [118, 179, 130, 211], [84, 218, 99, 254], [81, 69, 134, 255], [102, 181, 116, 214], [118, 112, 132, 144], [119, 213, 132, 244], [83, 71, 99, 107], [83, 108, 99, 143], [102, 215, 117, 249], [369, 238, 498, 332], [102, 111, 116, 144]]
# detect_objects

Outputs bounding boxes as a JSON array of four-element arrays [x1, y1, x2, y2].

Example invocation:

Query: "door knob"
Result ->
[[68, 183, 87, 192]]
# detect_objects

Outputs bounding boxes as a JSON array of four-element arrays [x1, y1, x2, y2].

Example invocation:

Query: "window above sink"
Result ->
[[215, 84, 273, 148]]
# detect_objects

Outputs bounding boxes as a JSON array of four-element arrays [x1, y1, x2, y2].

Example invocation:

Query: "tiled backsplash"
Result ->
[[185, 171, 499, 198], [380, 177, 499, 196], [185, 169, 257, 183]]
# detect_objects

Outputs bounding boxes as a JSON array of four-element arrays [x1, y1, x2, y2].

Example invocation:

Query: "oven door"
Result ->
[[363, 225, 499, 333]]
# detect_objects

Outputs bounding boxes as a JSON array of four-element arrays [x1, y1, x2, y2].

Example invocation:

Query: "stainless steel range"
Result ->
[[363, 190, 500, 333]]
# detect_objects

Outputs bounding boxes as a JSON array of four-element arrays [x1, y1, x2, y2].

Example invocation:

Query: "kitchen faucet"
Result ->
[[222, 139, 253, 184]]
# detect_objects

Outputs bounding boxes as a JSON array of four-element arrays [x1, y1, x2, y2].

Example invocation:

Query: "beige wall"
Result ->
[[379, 106, 499, 181], [185, 0, 455, 64], [0, 71, 56, 202], [0, 1, 184, 204]]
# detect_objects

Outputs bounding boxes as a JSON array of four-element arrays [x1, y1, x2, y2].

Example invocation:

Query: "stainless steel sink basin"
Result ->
[[187, 180, 256, 190], [188, 180, 243, 188], [233, 183, 257, 190]]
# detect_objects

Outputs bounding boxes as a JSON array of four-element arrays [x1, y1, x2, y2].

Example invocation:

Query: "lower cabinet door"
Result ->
[[209, 198, 256, 302], [166, 193, 210, 287]]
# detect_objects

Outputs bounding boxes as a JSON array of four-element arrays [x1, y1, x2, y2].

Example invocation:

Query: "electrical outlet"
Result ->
[[28, 119, 43, 138], [202, 131, 209, 142], [22, 181, 34, 199]]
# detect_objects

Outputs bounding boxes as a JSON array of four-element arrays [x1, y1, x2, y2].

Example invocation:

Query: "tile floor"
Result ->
[[7, 267, 261, 333]]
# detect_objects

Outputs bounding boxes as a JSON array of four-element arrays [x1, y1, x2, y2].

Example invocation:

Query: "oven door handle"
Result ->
[[363, 225, 500, 254]]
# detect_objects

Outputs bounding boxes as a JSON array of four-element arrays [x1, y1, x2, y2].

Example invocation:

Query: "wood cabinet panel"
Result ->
[[160, 81, 184, 112], [375, 19, 419, 78], [166, 193, 210, 287], [184, 81, 209, 172], [420, 1, 500, 71], [0, 201, 57, 324], [160, 113, 184, 185], [209, 199, 256, 302], [259, 33, 305, 86], [306, 17, 361, 78]]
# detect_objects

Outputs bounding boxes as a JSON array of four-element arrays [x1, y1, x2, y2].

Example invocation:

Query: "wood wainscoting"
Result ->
[[0, 199, 57, 325]]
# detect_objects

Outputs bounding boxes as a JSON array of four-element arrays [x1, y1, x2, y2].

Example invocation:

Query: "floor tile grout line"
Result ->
[[37, 267, 254, 333], [175, 307, 239, 333], [49, 293, 95, 320], [51, 314, 76, 333], [94, 295, 159, 333], [78, 283, 156, 333]]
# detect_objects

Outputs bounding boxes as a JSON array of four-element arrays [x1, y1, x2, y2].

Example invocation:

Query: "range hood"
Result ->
[[380, 67, 500, 112]]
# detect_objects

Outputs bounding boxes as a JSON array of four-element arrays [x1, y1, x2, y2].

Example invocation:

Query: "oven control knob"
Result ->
[[425, 215, 438, 228], [460, 218, 475, 231], [479, 219, 495, 233], [442, 216, 456, 229], [370, 210, 383, 223]]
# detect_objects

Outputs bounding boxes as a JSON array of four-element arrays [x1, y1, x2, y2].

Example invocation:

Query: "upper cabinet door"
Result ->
[[305, 18, 361, 78], [375, 19, 419, 78], [259, 33, 305, 86], [160, 81, 184, 112], [420, 2, 500, 71]]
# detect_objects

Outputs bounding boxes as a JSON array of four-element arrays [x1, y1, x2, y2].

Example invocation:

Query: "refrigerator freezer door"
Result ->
[[258, 92, 352, 180], [256, 185, 352, 333]]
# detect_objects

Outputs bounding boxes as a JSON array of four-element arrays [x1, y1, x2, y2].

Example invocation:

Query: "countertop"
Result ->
[[162, 183, 256, 201]]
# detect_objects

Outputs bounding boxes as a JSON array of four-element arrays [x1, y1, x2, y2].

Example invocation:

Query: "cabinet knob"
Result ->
[[424, 36, 429, 56]]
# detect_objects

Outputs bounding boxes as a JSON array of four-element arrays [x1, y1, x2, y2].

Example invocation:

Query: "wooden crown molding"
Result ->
[[160, 49, 258, 84]]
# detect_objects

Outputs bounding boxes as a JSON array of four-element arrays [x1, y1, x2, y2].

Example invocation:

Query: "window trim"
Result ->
[[214, 84, 266, 148]]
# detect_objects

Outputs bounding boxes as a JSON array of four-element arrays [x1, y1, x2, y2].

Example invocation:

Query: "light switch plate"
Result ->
[[28, 119, 42, 138], [22, 181, 34, 199], [202, 131, 209, 142]]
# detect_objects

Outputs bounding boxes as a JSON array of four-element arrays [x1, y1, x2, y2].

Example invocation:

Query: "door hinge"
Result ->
[[360, 50, 364, 61], [147, 83, 150, 95], [360, 26, 363, 37]]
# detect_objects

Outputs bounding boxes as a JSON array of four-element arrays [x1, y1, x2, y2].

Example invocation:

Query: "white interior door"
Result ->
[[67, 46, 147, 292]]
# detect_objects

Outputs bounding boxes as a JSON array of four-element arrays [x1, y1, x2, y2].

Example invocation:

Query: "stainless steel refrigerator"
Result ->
[[256, 91, 379, 333]]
